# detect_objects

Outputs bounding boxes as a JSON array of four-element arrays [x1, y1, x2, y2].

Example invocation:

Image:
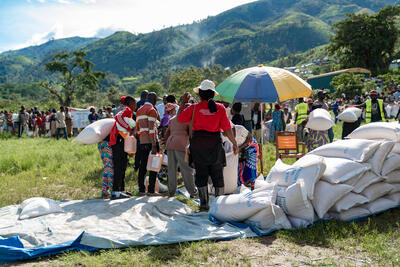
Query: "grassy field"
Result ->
[[1, 123, 400, 266]]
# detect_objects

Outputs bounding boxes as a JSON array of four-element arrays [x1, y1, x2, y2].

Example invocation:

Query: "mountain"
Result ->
[[0, 0, 398, 84], [0, 37, 99, 59]]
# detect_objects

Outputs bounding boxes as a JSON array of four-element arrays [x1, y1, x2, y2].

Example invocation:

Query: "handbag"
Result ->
[[184, 104, 196, 163]]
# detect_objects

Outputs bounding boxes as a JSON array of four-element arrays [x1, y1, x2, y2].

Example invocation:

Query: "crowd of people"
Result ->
[[1, 81, 399, 211]]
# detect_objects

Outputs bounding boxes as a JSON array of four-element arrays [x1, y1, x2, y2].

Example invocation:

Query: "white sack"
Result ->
[[389, 183, 400, 194], [210, 185, 277, 222], [362, 198, 397, 214], [391, 104, 399, 117], [305, 108, 334, 131], [330, 207, 370, 221], [381, 153, 400, 176], [245, 204, 291, 231], [383, 170, 400, 183], [350, 171, 381, 193], [266, 155, 326, 200], [233, 185, 251, 194], [347, 122, 400, 142], [330, 193, 369, 213], [254, 179, 270, 189], [276, 180, 315, 222], [73, 118, 115, 144], [223, 152, 239, 194], [321, 157, 369, 184], [337, 108, 361, 122], [368, 141, 395, 175], [309, 139, 380, 162], [391, 143, 400, 154], [287, 216, 312, 228], [361, 183, 394, 202], [19, 197, 63, 220], [312, 181, 353, 219], [386, 192, 400, 205]]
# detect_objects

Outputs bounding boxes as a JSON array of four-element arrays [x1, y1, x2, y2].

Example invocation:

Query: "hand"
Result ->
[[151, 144, 157, 155], [233, 143, 239, 155]]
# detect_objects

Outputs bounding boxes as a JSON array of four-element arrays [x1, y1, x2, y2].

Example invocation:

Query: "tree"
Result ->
[[169, 67, 205, 96], [41, 50, 105, 107], [136, 82, 165, 97], [330, 73, 364, 99], [328, 5, 400, 76]]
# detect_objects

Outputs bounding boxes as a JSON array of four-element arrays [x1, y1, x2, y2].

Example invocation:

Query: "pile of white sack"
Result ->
[[210, 136, 400, 232]]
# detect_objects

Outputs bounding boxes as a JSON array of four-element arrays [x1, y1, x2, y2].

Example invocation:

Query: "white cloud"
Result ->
[[5, 0, 256, 50]]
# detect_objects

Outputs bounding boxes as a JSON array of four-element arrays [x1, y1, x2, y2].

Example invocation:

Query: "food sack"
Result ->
[[381, 153, 400, 176], [309, 139, 380, 162], [330, 193, 369, 213], [368, 141, 395, 175], [321, 157, 369, 184], [19, 197, 63, 220], [384, 170, 400, 183], [330, 207, 370, 221], [210, 185, 277, 222], [312, 181, 353, 218], [276, 180, 315, 222], [337, 107, 362, 122], [73, 118, 115, 144], [266, 155, 325, 200], [361, 183, 394, 202], [223, 152, 239, 194], [245, 204, 291, 231], [346, 122, 400, 142], [305, 108, 334, 131], [349, 171, 381, 193], [362, 198, 397, 214]]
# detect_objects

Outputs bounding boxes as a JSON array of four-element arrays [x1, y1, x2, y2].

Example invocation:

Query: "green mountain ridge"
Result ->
[[0, 0, 398, 85]]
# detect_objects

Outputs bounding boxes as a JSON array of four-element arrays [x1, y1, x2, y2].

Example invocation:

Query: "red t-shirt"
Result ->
[[178, 101, 231, 132], [36, 117, 43, 126]]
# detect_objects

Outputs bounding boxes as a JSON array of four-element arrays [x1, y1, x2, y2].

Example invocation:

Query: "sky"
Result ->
[[0, 0, 256, 53]]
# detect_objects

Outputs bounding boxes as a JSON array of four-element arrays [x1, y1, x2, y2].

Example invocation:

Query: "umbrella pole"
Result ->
[[259, 104, 264, 175]]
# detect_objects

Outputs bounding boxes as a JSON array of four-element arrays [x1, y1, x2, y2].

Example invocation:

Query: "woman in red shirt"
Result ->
[[178, 80, 238, 211]]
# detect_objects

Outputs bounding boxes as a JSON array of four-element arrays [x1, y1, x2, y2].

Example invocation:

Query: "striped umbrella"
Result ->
[[215, 65, 312, 103]]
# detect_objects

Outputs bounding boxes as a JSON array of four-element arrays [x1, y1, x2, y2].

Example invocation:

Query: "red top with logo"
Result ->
[[178, 101, 231, 132]]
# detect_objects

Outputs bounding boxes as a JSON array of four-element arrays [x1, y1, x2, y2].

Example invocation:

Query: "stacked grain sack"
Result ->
[[210, 137, 400, 232]]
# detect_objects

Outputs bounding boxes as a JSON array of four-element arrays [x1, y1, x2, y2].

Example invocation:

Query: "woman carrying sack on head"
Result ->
[[109, 96, 137, 200], [178, 80, 238, 211]]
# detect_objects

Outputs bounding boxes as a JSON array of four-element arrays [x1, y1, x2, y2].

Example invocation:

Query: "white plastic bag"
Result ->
[[347, 122, 400, 142], [73, 118, 115, 144], [276, 180, 315, 222], [19, 197, 63, 220], [245, 204, 292, 231], [361, 183, 394, 202], [309, 139, 380, 162], [312, 181, 353, 219], [210, 185, 277, 222], [305, 109, 334, 131], [266, 155, 326, 200], [321, 157, 369, 184], [330, 193, 369, 212], [223, 152, 239, 194]]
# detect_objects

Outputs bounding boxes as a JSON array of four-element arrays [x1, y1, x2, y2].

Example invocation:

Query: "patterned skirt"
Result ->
[[307, 129, 329, 152], [238, 138, 259, 186], [98, 140, 114, 196]]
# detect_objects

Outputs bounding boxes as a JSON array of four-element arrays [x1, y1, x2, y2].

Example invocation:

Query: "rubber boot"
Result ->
[[214, 187, 224, 197], [198, 186, 209, 211]]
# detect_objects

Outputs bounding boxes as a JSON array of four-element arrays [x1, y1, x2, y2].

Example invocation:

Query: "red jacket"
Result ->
[[109, 106, 134, 146]]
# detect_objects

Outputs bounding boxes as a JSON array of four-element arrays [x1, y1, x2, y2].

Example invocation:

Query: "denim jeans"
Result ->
[[56, 127, 68, 140]]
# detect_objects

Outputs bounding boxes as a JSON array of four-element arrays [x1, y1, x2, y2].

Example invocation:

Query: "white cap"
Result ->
[[193, 79, 219, 95]]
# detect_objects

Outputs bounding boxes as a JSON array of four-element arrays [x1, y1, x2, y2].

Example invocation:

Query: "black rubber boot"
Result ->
[[198, 186, 209, 211], [214, 187, 224, 197]]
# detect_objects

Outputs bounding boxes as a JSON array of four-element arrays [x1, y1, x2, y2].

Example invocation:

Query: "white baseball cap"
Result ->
[[193, 79, 219, 95]]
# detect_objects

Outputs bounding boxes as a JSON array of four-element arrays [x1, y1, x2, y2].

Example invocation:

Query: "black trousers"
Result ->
[[134, 136, 141, 169], [138, 143, 159, 193], [194, 163, 224, 188], [112, 134, 128, 192]]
